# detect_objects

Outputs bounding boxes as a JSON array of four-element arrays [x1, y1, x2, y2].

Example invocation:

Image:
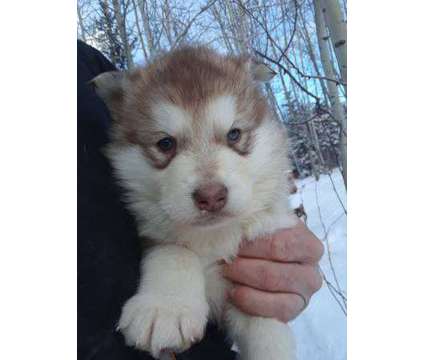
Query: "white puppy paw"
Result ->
[[227, 307, 296, 360], [118, 294, 209, 358]]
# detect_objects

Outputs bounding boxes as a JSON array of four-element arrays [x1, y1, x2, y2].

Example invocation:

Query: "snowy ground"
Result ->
[[290, 169, 347, 360]]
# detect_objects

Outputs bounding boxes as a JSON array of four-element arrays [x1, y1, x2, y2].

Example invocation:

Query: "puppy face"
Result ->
[[94, 47, 290, 236]]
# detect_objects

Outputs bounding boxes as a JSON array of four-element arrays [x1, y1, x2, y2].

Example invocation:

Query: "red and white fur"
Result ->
[[93, 46, 297, 360]]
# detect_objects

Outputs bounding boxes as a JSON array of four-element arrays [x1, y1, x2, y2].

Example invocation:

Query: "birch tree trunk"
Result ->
[[112, 0, 134, 69], [279, 5, 302, 106], [265, 83, 283, 122], [314, 0, 347, 187], [211, 3, 234, 53], [131, 0, 149, 58], [235, 1, 250, 50], [137, 0, 155, 53], [100, 0, 119, 66], [162, 0, 175, 47], [224, 0, 244, 53], [299, 7, 330, 106], [320, 0, 347, 92]]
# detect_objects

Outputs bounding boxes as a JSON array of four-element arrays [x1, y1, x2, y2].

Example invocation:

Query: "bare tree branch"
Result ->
[[281, 0, 299, 56], [254, 49, 321, 103], [171, 0, 219, 49]]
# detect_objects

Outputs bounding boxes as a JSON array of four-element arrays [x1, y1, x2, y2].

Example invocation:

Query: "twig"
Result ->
[[321, 269, 347, 315], [281, 0, 299, 56], [314, 181, 347, 310], [255, 49, 321, 103], [328, 171, 347, 214], [321, 211, 347, 304], [171, 0, 218, 49], [279, 51, 345, 86], [236, 0, 344, 87], [286, 112, 321, 126], [296, 177, 346, 315]]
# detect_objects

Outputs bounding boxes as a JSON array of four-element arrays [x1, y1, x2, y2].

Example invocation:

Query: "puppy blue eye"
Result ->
[[227, 128, 241, 143], [157, 137, 176, 152]]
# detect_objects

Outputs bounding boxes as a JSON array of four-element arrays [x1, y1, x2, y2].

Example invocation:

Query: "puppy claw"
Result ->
[[119, 294, 208, 357]]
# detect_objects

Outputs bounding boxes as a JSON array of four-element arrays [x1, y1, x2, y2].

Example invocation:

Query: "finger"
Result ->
[[229, 285, 305, 323], [223, 258, 322, 298], [238, 222, 324, 264]]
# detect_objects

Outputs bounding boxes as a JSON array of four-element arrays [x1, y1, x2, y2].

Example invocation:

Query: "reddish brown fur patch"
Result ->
[[108, 46, 272, 167]]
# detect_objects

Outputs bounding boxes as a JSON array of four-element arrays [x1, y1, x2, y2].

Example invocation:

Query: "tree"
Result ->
[[112, 0, 134, 69], [313, 0, 347, 186], [76, 0, 348, 183], [93, 0, 136, 69], [320, 0, 347, 93]]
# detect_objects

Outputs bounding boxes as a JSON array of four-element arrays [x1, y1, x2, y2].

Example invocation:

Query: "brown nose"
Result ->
[[192, 183, 228, 212]]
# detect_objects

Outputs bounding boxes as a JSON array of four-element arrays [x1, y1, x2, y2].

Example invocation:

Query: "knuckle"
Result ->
[[315, 272, 324, 291], [305, 238, 324, 264], [308, 268, 323, 292], [277, 297, 297, 323], [315, 240, 325, 260]]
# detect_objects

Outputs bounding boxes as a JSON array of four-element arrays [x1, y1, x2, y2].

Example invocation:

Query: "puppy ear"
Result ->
[[90, 71, 125, 109], [251, 62, 277, 82]]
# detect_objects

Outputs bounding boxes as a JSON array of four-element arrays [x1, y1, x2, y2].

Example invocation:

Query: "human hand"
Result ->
[[223, 221, 324, 322]]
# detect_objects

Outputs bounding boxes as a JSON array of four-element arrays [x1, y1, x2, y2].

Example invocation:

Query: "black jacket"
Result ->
[[77, 40, 235, 360]]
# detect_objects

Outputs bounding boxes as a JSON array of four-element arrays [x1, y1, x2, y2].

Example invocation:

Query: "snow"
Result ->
[[290, 169, 347, 360]]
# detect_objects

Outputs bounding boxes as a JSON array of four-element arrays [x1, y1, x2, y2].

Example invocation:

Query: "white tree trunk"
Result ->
[[131, 0, 149, 58], [224, 0, 245, 53], [320, 0, 347, 92], [314, 0, 347, 187], [137, 0, 155, 53], [211, 3, 234, 53], [162, 0, 175, 47], [299, 7, 330, 106]]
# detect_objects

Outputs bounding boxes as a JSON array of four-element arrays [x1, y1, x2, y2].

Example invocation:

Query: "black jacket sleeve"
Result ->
[[77, 40, 235, 360], [78, 39, 144, 360]]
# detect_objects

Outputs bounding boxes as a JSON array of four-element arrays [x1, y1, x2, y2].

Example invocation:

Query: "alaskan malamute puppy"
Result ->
[[93, 46, 297, 360]]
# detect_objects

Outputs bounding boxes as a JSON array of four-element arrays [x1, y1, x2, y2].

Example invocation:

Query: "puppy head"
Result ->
[[93, 47, 289, 236]]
